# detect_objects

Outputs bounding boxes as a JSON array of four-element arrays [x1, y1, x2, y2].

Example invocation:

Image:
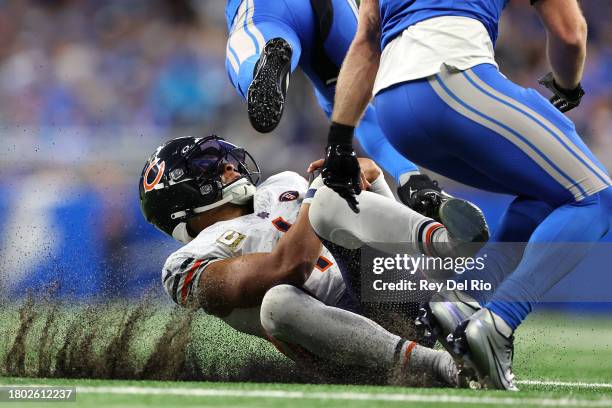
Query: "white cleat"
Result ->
[[416, 289, 481, 354], [451, 308, 518, 391], [416, 289, 481, 387]]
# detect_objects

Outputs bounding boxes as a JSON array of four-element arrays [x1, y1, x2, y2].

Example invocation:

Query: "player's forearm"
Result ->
[[331, 0, 381, 128], [332, 40, 380, 126], [546, 31, 586, 90], [272, 204, 322, 281], [199, 206, 321, 317], [536, 0, 588, 89]]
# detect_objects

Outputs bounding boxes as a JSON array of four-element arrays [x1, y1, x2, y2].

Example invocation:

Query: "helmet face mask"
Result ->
[[139, 135, 261, 239], [184, 137, 259, 187]]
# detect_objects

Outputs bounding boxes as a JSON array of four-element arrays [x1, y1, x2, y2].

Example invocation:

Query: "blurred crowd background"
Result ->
[[0, 0, 610, 307]]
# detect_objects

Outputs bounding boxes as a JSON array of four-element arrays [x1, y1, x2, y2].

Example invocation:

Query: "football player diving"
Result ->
[[225, 0, 462, 217], [319, 0, 612, 390], [139, 135, 489, 386]]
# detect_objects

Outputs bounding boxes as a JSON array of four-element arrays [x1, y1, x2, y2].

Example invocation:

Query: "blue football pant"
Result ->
[[225, 0, 418, 182], [375, 63, 612, 329]]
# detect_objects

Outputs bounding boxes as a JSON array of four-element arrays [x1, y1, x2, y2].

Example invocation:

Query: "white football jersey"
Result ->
[[162, 171, 346, 314]]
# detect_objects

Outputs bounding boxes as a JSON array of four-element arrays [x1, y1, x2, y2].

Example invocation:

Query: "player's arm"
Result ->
[[533, 0, 587, 90], [332, 0, 381, 127], [321, 0, 381, 212], [533, 0, 587, 112], [196, 205, 321, 317]]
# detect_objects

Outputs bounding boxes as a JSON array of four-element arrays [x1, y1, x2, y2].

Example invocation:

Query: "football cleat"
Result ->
[[439, 198, 489, 255], [416, 289, 481, 353], [398, 174, 445, 220], [247, 38, 292, 133], [416, 290, 481, 387], [450, 308, 518, 391], [399, 174, 489, 246]]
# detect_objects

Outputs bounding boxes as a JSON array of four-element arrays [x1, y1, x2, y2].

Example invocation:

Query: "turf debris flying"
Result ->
[[0, 294, 408, 385]]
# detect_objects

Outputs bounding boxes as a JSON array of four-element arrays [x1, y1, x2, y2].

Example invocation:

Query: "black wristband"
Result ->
[[554, 80, 584, 100], [328, 122, 355, 145]]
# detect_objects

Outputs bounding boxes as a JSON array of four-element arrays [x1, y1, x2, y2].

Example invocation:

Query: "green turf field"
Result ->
[[0, 376, 611, 408], [1, 307, 612, 408]]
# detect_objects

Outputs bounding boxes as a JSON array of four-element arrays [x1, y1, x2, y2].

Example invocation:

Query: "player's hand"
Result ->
[[321, 144, 362, 213], [538, 72, 585, 113], [308, 158, 371, 191]]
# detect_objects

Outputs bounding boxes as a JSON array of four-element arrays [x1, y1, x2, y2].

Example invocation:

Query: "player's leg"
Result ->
[[487, 189, 612, 315], [455, 196, 555, 301], [375, 63, 612, 389], [309, 185, 488, 260], [430, 64, 611, 325], [462, 190, 611, 389], [259, 284, 458, 385], [225, 0, 306, 131], [416, 197, 555, 364]]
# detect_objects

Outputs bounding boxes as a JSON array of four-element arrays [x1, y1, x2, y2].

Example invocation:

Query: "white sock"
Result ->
[[369, 173, 395, 200], [399, 170, 421, 187], [398, 341, 458, 385]]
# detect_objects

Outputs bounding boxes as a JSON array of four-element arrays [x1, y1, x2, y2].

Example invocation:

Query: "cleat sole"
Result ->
[[439, 198, 489, 257], [247, 38, 292, 133]]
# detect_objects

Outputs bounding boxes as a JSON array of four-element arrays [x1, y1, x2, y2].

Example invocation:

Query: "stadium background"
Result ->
[[0, 0, 610, 309]]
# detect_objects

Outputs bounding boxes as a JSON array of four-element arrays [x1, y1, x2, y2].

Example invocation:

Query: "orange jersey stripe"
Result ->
[[181, 259, 204, 306]]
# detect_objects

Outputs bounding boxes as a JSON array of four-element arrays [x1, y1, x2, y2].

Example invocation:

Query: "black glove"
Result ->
[[321, 122, 362, 213], [538, 72, 585, 113]]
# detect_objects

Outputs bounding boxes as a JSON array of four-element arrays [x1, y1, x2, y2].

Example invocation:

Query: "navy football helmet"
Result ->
[[139, 135, 260, 240]]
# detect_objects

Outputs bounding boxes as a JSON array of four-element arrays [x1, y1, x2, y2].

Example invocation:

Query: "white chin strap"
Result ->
[[224, 177, 257, 206], [171, 178, 256, 243]]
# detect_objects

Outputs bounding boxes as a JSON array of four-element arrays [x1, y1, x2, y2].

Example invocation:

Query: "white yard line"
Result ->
[[6, 380, 612, 407], [517, 380, 612, 389], [70, 385, 610, 407]]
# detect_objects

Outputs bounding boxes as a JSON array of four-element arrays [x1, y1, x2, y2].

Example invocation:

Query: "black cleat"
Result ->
[[399, 174, 489, 246], [398, 174, 445, 220], [247, 38, 292, 133]]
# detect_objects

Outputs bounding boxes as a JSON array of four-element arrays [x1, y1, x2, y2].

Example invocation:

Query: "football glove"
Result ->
[[321, 123, 361, 213], [538, 72, 585, 113]]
